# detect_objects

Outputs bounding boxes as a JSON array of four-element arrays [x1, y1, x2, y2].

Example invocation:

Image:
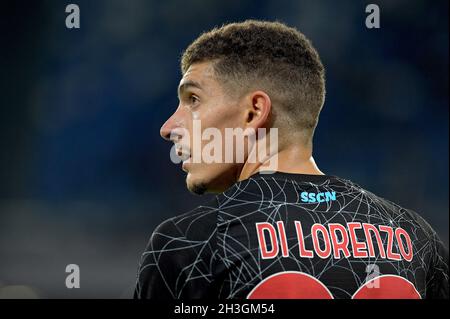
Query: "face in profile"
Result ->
[[160, 61, 247, 194]]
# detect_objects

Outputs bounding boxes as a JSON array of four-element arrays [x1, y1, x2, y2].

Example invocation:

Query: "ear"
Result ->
[[244, 90, 272, 130]]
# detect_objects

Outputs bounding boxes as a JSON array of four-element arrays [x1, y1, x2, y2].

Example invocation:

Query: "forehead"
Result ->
[[179, 61, 219, 89]]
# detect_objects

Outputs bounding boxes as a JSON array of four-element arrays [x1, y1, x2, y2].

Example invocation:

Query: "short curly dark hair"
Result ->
[[181, 20, 326, 143]]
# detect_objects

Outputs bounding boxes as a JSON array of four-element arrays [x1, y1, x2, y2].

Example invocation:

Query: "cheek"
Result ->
[[191, 101, 242, 154], [192, 110, 200, 120], [202, 102, 239, 129]]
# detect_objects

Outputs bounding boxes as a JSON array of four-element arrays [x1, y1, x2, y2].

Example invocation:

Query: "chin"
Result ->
[[185, 165, 238, 195], [186, 173, 208, 195]]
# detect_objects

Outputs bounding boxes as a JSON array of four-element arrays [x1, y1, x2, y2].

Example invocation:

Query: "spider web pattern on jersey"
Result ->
[[135, 174, 448, 299]]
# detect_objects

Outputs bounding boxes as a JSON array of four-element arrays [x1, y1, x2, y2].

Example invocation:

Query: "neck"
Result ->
[[238, 144, 324, 181]]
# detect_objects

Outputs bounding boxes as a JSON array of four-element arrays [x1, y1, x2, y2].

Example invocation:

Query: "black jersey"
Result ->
[[134, 172, 449, 299]]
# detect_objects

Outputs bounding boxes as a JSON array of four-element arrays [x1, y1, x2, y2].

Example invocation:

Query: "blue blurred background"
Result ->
[[0, 0, 448, 298]]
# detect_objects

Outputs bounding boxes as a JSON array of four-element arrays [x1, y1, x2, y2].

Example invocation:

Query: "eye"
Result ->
[[189, 94, 200, 105]]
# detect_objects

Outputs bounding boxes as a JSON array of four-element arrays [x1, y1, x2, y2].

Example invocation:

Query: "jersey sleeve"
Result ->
[[134, 203, 220, 299], [426, 232, 449, 299]]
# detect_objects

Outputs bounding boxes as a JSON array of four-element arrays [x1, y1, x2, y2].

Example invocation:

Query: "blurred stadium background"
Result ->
[[0, 0, 448, 298]]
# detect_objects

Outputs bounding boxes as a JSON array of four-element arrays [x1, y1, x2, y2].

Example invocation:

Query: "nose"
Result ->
[[160, 108, 183, 141]]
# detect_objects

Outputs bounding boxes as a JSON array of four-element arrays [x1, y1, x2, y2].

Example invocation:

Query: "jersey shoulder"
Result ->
[[151, 197, 219, 245]]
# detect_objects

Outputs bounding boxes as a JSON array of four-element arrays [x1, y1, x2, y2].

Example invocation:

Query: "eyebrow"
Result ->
[[177, 80, 203, 99]]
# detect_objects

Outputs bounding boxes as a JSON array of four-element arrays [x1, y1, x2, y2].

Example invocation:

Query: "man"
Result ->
[[134, 20, 448, 299]]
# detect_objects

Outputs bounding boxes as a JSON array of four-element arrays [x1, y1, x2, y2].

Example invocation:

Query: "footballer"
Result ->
[[134, 20, 449, 299]]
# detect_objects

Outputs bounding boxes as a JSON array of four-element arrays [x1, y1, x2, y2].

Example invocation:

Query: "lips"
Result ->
[[177, 146, 192, 172], [175, 144, 191, 162]]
